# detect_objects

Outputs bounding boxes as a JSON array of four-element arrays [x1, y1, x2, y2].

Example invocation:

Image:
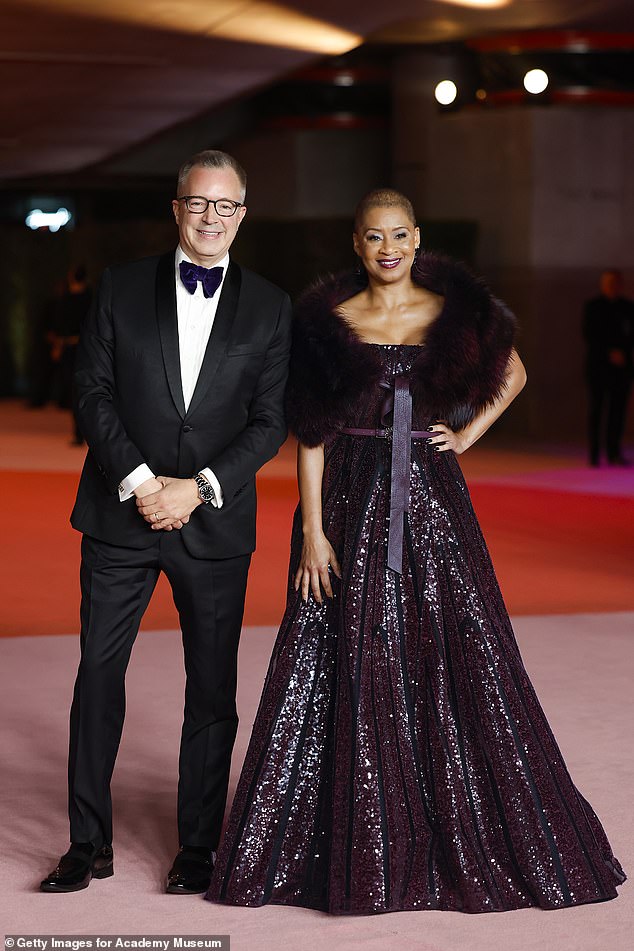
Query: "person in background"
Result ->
[[52, 265, 92, 444], [583, 269, 634, 467], [28, 280, 65, 409]]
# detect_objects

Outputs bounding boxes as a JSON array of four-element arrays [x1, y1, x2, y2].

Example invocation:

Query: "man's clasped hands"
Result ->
[[134, 476, 203, 531]]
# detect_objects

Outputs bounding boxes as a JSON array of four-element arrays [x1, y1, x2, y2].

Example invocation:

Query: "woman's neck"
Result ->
[[365, 276, 416, 313]]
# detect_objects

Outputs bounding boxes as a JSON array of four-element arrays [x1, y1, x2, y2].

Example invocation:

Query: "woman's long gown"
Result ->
[[207, 345, 625, 915]]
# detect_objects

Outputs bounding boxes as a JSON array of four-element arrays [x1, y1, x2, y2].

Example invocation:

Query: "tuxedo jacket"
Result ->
[[71, 250, 292, 559]]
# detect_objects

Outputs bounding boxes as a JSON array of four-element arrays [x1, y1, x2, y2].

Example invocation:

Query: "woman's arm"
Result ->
[[294, 442, 341, 603], [429, 349, 527, 454]]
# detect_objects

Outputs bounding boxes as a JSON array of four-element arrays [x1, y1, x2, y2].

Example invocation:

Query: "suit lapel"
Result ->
[[186, 259, 242, 418], [156, 250, 186, 419]]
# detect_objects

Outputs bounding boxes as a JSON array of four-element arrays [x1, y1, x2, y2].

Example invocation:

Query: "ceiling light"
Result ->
[[333, 72, 355, 87], [435, 80, 458, 105], [22, 1, 361, 56], [438, 0, 510, 7], [524, 68, 549, 94], [25, 208, 71, 232]]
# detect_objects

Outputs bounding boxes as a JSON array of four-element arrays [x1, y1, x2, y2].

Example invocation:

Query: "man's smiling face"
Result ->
[[172, 164, 247, 267]]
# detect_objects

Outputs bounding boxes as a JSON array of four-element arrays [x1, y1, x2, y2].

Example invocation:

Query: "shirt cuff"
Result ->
[[200, 468, 224, 509], [118, 464, 155, 502]]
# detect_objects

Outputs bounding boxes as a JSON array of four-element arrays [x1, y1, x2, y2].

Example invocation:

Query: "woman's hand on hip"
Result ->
[[427, 423, 469, 455]]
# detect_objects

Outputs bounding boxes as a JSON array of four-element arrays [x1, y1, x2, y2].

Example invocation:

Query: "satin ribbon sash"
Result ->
[[340, 374, 434, 575], [341, 427, 434, 439]]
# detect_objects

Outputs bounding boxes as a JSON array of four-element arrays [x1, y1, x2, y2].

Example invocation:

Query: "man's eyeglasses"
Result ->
[[177, 196, 244, 217]]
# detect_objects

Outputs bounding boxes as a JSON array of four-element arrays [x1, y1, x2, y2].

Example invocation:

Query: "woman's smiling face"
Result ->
[[353, 205, 420, 283]]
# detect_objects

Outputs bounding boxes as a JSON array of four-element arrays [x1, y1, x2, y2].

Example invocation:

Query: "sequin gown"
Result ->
[[207, 345, 625, 915]]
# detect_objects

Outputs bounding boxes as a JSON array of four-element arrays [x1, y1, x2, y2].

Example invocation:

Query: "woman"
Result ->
[[206, 189, 625, 914]]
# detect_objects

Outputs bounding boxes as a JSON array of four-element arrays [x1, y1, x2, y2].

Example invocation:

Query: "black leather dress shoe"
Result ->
[[166, 846, 215, 895], [40, 843, 114, 892]]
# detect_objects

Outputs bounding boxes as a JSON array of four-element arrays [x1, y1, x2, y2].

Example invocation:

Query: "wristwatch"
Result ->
[[194, 473, 215, 505]]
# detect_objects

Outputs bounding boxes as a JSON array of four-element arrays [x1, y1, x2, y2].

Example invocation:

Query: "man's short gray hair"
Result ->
[[177, 150, 247, 201]]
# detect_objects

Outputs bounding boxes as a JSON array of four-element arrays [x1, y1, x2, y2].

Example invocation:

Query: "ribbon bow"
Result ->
[[179, 261, 224, 299]]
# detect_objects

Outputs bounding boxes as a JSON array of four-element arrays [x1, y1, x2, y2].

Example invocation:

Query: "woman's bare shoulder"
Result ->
[[334, 288, 368, 320]]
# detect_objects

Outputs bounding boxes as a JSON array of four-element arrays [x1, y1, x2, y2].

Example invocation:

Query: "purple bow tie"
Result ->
[[179, 261, 224, 299]]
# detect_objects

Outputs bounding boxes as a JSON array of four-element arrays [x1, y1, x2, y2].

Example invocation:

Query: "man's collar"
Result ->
[[176, 245, 230, 271]]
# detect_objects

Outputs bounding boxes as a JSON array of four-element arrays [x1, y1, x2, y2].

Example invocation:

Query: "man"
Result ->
[[583, 269, 634, 466], [41, 150, 291, 895]]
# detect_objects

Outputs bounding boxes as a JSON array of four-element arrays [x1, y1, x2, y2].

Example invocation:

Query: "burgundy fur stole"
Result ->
[[285, 253, 517, 447]]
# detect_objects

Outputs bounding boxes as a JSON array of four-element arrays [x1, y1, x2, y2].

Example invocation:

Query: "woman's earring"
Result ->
[[355, 255, 364, 276]]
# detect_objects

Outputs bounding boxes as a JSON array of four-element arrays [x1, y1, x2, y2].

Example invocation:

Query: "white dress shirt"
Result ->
[[118, 246, 229, 507]]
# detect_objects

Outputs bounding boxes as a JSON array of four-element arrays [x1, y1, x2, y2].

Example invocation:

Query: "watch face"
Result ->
[[197, 478, 214, 503]]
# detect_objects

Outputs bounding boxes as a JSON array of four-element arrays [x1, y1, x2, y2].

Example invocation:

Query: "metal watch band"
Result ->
[[194, 473, 215, 504]]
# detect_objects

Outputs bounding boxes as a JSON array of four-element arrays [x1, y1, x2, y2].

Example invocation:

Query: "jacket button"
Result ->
[[182, 425, 193, 433]]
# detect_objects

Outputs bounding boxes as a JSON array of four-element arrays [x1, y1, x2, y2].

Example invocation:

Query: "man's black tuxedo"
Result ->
[[71, 251, 291, 557], [66, 249, 291, 852]]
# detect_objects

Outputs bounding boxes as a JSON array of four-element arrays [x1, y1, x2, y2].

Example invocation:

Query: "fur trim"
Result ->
[[286, 252, 517, 446]]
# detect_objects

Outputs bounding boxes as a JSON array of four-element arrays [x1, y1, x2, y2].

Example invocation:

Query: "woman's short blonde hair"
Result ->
[[354, 188, 416, 231]]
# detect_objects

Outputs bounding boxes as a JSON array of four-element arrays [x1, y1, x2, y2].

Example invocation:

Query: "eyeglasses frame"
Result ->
[[176, 196, 245, 217]]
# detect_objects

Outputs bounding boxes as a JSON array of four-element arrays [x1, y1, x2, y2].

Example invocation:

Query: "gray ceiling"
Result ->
[[1, 0, 632, 181]]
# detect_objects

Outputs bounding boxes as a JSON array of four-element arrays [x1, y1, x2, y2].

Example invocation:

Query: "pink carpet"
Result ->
[[1, 613, 631, 949], [2, 402, 632, 948]]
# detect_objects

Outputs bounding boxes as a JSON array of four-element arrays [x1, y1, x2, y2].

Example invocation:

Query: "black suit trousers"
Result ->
[[68, 532, 250, 850], [587, 368, 631, 463]]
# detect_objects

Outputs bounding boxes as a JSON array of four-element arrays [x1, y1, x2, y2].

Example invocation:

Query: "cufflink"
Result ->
[[118, 483, 124, 492]]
